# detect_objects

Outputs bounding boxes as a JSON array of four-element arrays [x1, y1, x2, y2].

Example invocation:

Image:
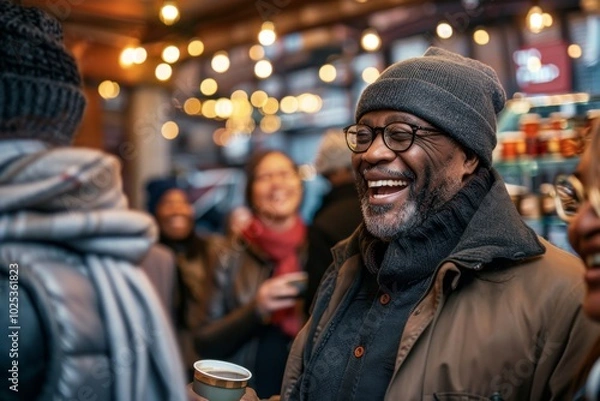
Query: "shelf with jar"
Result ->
[[493, 95, 600, 253]]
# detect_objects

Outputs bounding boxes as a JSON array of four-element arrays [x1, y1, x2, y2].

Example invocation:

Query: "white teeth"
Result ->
[[367, 179, 407, 188], [586, 254, 600, 267]]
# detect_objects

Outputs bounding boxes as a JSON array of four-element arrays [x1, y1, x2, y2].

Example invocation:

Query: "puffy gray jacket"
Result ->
[[0, 142, 187, 401]]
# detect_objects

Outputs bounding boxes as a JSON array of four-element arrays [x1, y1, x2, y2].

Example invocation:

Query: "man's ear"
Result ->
[[463, 150, 480, 177]]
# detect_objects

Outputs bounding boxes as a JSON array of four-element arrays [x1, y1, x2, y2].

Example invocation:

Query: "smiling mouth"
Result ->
[[367, 179, 408, 198], [587, 253, 600, 268]]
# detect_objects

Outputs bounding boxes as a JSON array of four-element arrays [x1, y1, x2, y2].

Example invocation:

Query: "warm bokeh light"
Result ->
[[119, 47, 136, 68], [362, 66, 380, 84], [98, 80, 120, 99], [133, 47, 147, 64], [298, 93, 322, 113], [231, 90, 248, 100], [436, 22, 453, 39], [254, 59, 273, 79], [260, 115, 281, 134], [251, 90, 269, 108], [361, 29, 381, 51], [249, 45, 265, 61], [527, 6, 544, 33], [200, 78, 218, 96], [213, 127, 231, 146], [226, 117, 255, 134], [161, 121, 179, 140], [155, 63, 173, 81], [319, 64, 337, 83], [188, 39, 204, 57], [473, 29, 490, 45], [211, 51, 230, 73], [183, 97, 202, 115], [568, 44, 583, 58], [258, 21, 277, 46], [162, 45, 180, 64], [202, 99, 217, 119], [280, 96, 299, 114], [542, 13, 553, 28], [262, 97, 279, 115], [215, 98, 234, 119], [233, 99, 254, 119], [159, 2, 180, 26]]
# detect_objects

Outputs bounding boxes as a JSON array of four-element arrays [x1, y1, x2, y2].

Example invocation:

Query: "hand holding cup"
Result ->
[[192, 360, 253, 401]]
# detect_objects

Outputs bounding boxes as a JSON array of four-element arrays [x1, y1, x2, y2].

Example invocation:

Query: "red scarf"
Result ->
[[242, 215, 306, 337]]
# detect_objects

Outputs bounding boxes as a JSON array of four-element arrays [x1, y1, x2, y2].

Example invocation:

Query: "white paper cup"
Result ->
[[193, 360, 252, 401]]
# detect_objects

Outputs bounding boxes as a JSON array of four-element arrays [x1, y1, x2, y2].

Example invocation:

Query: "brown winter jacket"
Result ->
[[282, 171, 600, 401]]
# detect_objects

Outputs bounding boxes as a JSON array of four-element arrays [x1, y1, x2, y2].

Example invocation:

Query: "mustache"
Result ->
[[359, 166, 414, 181]]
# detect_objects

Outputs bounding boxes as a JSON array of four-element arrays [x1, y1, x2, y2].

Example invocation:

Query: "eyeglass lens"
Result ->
[[345, 123, 416, 153], [554, 175, 584, 221]]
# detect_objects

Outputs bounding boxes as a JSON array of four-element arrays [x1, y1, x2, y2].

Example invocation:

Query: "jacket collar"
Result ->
[[332, 168, 544, 273]]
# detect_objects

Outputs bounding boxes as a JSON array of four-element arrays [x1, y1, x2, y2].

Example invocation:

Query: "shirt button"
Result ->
[[354, 346, 365, 358], [379, 293, 391, 305]]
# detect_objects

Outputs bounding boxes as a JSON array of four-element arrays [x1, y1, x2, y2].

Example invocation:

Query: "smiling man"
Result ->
[[279, 47, 600, 401]]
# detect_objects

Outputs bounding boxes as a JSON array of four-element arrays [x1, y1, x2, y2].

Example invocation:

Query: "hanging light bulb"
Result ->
[[258, 22, 277, 46], [211, 51, 230, 73], [159, 1, 180, 26], [254, 59, 273, 79], [361, 28, 381, 52], [526, 4, 544, 33]]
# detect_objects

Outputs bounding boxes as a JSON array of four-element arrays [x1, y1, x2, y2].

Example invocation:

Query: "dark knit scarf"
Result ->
[[298, 168, 498, 401], [242, 215, 307, 337], [359, 167, 494, 290]]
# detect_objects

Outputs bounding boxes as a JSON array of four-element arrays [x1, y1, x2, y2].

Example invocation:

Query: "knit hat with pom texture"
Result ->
[[0, 0, 86, 145]]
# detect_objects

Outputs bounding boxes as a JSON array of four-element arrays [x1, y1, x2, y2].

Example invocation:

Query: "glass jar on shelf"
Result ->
[[559, 129, 579, 158], [500, 131, 525, 161], [519, 113, 541, 157]]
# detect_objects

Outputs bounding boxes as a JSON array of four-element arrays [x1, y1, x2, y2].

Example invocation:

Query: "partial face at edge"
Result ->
[[567, 141, 600, 321]]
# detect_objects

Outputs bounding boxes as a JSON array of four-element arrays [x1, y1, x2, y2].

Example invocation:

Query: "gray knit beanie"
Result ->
[[355, 47, 506, 166], [0, 0, 86, 145], [315, 129, 352, 175]]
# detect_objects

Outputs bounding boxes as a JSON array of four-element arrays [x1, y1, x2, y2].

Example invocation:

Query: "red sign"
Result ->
[[513, 41, 572, 94]]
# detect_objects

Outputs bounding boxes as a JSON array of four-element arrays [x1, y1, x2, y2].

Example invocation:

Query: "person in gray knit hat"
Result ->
[[0, 2, 205, 401], [279, 47, 599, 401], [0, 0, 86, 145]]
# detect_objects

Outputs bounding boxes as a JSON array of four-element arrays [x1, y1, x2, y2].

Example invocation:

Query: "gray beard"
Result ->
[[358, 177, 462, 241], [360, 199, 423, 241]]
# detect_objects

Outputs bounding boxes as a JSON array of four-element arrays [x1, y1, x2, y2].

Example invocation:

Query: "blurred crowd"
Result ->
[[4, 2, 600, 401]]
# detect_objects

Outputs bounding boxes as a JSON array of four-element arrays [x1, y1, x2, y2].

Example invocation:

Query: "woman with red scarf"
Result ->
[[194, 149, 307, 399]]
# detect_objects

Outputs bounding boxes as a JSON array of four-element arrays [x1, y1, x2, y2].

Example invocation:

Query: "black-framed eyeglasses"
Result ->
[[552, 174, 600, 223], [343, 122, 443, 153]]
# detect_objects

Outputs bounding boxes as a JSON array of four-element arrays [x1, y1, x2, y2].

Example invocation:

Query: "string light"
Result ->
[[361, 28, 381, 52], [258, 22, 277, 46], [211, 51, 230, 73], [159, 1, 180, 25]]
